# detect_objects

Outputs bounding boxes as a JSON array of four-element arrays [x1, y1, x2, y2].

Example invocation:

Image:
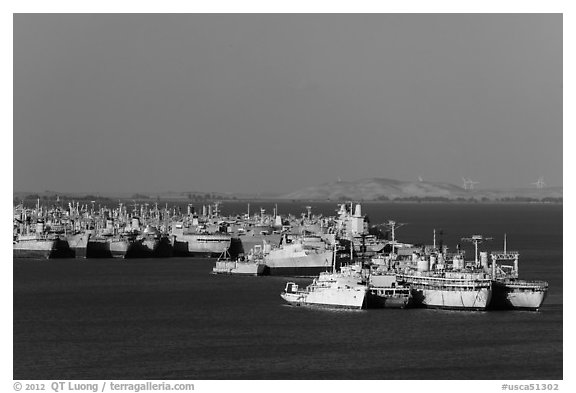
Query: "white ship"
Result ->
[[396, 249, 493, 311], [13, 234, 73, 259], [13, 219, 74, 259], [399, 271, 493, 311], [280, 247, 368, 309], [281, 273, 367, 309]]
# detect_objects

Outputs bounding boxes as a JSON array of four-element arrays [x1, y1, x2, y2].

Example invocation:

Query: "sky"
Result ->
[[13, 13, 562, 194]]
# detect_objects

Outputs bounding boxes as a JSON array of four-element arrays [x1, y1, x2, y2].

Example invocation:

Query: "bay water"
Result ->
[[13, 202, 562, 379]]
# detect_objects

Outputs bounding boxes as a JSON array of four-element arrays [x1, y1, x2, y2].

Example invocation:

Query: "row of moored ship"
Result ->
[[13, 200, 548, 311]]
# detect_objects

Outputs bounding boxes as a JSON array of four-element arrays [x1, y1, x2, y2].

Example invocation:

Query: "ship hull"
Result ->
[[398, 274, 493, 311], [108, 239, 129, 258], [281, 288, 366, 309], [140, 237, 175, 258], [124, 239, 156, 258], [13, 238, 74, 259], [153, 237, 174, 258], [410, 287, 492, 311], [171, 234, 231, 257], [367, 290, 411, 309], [367, 274, 412, 308], [172, 240, 190, 256], [13, 248, 52, 259], [73, 247, 87, 259], [188, 251, 229, 258], [490, 280, 548, 310], [86, 239, 112, 258], [264, 249, 334, 277], [212, 260, 268, 276], [267, 266, 332, 276], [66, 233, 90, 258]]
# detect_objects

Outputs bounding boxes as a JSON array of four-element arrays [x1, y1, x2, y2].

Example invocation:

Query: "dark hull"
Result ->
[[86, 240, 113, 258], [189, 251, 227, 258], [153, 239, 174, 258], [87, 237, 173, 258], [266, 266, 331, 277], [102, 238, 157, 259], [53, 239, 75, 258], [124, 241, 153, 258], [71, 247, 87, 258], [172, 240, 189, 257], [140, 237, 174, 258], [366, 293, 411, 309]]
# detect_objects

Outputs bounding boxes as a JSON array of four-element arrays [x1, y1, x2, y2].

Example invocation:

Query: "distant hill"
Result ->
[[280, 178, 562, 202], [13, 178, 562, 204]]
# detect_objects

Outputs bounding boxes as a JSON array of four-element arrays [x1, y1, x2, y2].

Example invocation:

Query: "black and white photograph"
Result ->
[[9, 6, 566, 390]]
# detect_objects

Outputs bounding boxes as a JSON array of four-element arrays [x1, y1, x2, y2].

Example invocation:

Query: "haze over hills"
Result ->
[[280, 178, 562, 201], [14, 177, 562, 203]]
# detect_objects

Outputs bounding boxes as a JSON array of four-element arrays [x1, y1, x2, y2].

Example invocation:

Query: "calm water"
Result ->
[[13, 203, 562, 379]]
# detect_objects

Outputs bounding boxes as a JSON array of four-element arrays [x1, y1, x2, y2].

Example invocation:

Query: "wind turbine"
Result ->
[[531, 177, 546, 189]]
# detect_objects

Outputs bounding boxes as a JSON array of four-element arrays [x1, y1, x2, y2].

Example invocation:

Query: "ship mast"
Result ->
[[461, 235, 493, 267], [332, 242, 337, 274], [385, 220, 405, 257]]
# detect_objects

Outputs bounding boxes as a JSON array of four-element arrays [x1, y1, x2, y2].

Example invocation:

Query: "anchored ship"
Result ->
[[280, 248, 368, 309], [171, 222, 231, 257], [263, 234, 335, 276], [393, 237, 494, 311], [13, 219, 74, 259], [398, 271, 493, 311], [389, 236, 494, 311], [488, 238, 548, 310], [13, 233, 74, 259], [281, 276, 367, 309]]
